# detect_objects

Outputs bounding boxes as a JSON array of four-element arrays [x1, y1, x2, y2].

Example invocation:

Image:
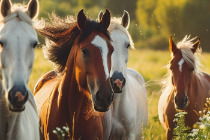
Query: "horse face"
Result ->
[[169, 37, 199, 110], [170, 55, 192, 110], [76, 33, 114, 112], [75, 9, 114, 112], [108, 11, 131, 93], [0, 0, 39, 112]]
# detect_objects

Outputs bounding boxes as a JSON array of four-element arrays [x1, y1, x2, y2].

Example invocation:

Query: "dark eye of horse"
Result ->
[[82, 48, 89, 57], [32, 41, 39, 48], [0, 41, 4, 48], [126, 43, 130, 49]]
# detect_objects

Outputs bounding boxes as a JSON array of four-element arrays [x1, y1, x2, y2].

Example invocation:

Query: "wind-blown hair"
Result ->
[[177, 35, 201, 72], [39, 15, 110, 72]]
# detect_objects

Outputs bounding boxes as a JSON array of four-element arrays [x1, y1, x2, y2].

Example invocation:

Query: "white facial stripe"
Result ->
[[178, 58, 185, 72], [91, 35, 109, 79]]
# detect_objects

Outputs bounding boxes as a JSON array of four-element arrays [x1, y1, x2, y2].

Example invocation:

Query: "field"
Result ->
[[29, 48, 210, 140]]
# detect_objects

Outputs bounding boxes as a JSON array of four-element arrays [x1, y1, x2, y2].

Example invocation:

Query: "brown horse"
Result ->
[[34, 10, 114, 140], [158, 36, 210, 140]]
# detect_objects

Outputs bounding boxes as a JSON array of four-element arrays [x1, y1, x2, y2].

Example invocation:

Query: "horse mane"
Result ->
[[0, 4, 33, 25], [177, 35, 201, 72], [39, 14, 110, 73], [109, 17, 134, 49]]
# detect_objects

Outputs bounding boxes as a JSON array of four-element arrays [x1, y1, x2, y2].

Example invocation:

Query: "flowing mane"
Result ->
[[39, 15, 110, 72], [176, 35, 201, 72], [109, 17, 134, 48]]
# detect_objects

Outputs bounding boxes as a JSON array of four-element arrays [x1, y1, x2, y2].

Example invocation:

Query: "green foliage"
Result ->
[[173, 98, 210, 140], [173, 112, 191, 140], [52, 126, 70, 140]]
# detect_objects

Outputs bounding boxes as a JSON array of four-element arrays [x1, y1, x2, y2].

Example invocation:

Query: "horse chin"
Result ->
[[113, 87, 123, 93], [9, 104, 25, 112], [175, 104, 188, 111], [93, 104, 109, 112]]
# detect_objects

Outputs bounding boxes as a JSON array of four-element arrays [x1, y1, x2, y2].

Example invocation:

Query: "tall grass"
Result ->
[[29, 48, 210, 139]]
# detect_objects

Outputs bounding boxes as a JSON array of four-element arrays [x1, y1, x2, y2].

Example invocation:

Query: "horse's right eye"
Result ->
[[0, 41, 4, 47], [82, 48, 89, 57]]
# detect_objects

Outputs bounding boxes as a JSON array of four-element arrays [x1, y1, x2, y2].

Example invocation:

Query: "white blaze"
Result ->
[[178, 58, 185, 72], [91, 35, 109, 79]]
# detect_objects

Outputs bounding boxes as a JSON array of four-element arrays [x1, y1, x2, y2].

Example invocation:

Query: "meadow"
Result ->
[[29, 48, 210, 140]]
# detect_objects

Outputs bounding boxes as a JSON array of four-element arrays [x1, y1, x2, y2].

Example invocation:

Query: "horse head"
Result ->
[[169, 36, 200, 110], [0, 0, 39, 112]]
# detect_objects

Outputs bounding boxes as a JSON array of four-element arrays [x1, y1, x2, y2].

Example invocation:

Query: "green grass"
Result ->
[[29, 48, 210, 139]]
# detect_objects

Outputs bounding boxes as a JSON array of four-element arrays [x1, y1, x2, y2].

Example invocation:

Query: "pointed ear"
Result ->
[[77, 9, 87, 30], [169, 36, 178, 54], [0, 0, 12, 17], [98, 10, 103, 22], [27, 0, 39, 19], [191, 38, 200, 53], [100, 9, 111, 30], [121, 10, 130, 29]]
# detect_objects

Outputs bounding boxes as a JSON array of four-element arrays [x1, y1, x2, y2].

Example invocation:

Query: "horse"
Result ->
[[98, 11, 148, 139], [0, 0, 40, 140], [34, 10, 114, 140], [158, 36, 210, 140]]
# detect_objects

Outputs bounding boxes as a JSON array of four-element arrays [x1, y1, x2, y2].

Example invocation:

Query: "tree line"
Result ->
[[13, 0, 210, 51]]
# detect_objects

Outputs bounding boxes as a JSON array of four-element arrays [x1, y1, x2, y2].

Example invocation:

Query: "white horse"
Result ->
[[0, 0, 40, 140], [99, 11, 148, 140]]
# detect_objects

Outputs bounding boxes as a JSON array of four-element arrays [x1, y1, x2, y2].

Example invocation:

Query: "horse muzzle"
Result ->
[[174, 95, 189, 110], [93, 89, 114, 112], [8, 85, 29, 112], [110, 72, 126, 93]]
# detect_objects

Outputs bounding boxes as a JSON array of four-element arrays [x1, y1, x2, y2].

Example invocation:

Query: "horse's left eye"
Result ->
[[126, 43, 130, 49], [0, 41, 4, 47], [32, 41, 39, 48]]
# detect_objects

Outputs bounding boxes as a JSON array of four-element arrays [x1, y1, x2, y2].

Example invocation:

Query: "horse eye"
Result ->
[[0, 41, 4, 48], [126, 43, 130, 49], [82, 48, 89, 56], [32, 41, 39, 48]]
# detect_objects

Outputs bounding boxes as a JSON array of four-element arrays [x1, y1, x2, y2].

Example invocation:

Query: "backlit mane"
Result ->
[[177, 35, 201, 72], [0, 4, 33, 25], [39, 15, 110, 72], [109, 17, 134, 48]]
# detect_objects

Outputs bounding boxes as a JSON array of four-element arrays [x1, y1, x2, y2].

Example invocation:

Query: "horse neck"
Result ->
[[188, 72, 210, 107]]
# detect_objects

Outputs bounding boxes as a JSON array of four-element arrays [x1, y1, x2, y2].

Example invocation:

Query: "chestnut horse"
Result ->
[[34, 10, 114, 140], [158, 36, 210, 140]]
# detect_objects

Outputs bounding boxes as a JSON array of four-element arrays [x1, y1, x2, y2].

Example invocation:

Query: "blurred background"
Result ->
[[14, 0, 210, 51]]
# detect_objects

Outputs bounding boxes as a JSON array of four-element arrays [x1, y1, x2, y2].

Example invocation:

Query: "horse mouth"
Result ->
[[9, 104, 25, 112], [94, 104, 109, 112], [112, 87, 123, 93], [175, 104, 188, 111]]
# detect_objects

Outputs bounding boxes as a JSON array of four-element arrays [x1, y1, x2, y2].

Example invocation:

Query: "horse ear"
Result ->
[[77, 9, 87, 30], [100, 9, 111, 30], [27, 0, 39, 19], [169, 36, 178, 54], [0, 0, 12, 17], [121, 10, 130, 29], [191, 38, 200, 53], [98, 10, 103, 22]]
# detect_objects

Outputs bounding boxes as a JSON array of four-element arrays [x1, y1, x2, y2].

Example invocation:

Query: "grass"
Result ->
[[29, 48, 210, 139]]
